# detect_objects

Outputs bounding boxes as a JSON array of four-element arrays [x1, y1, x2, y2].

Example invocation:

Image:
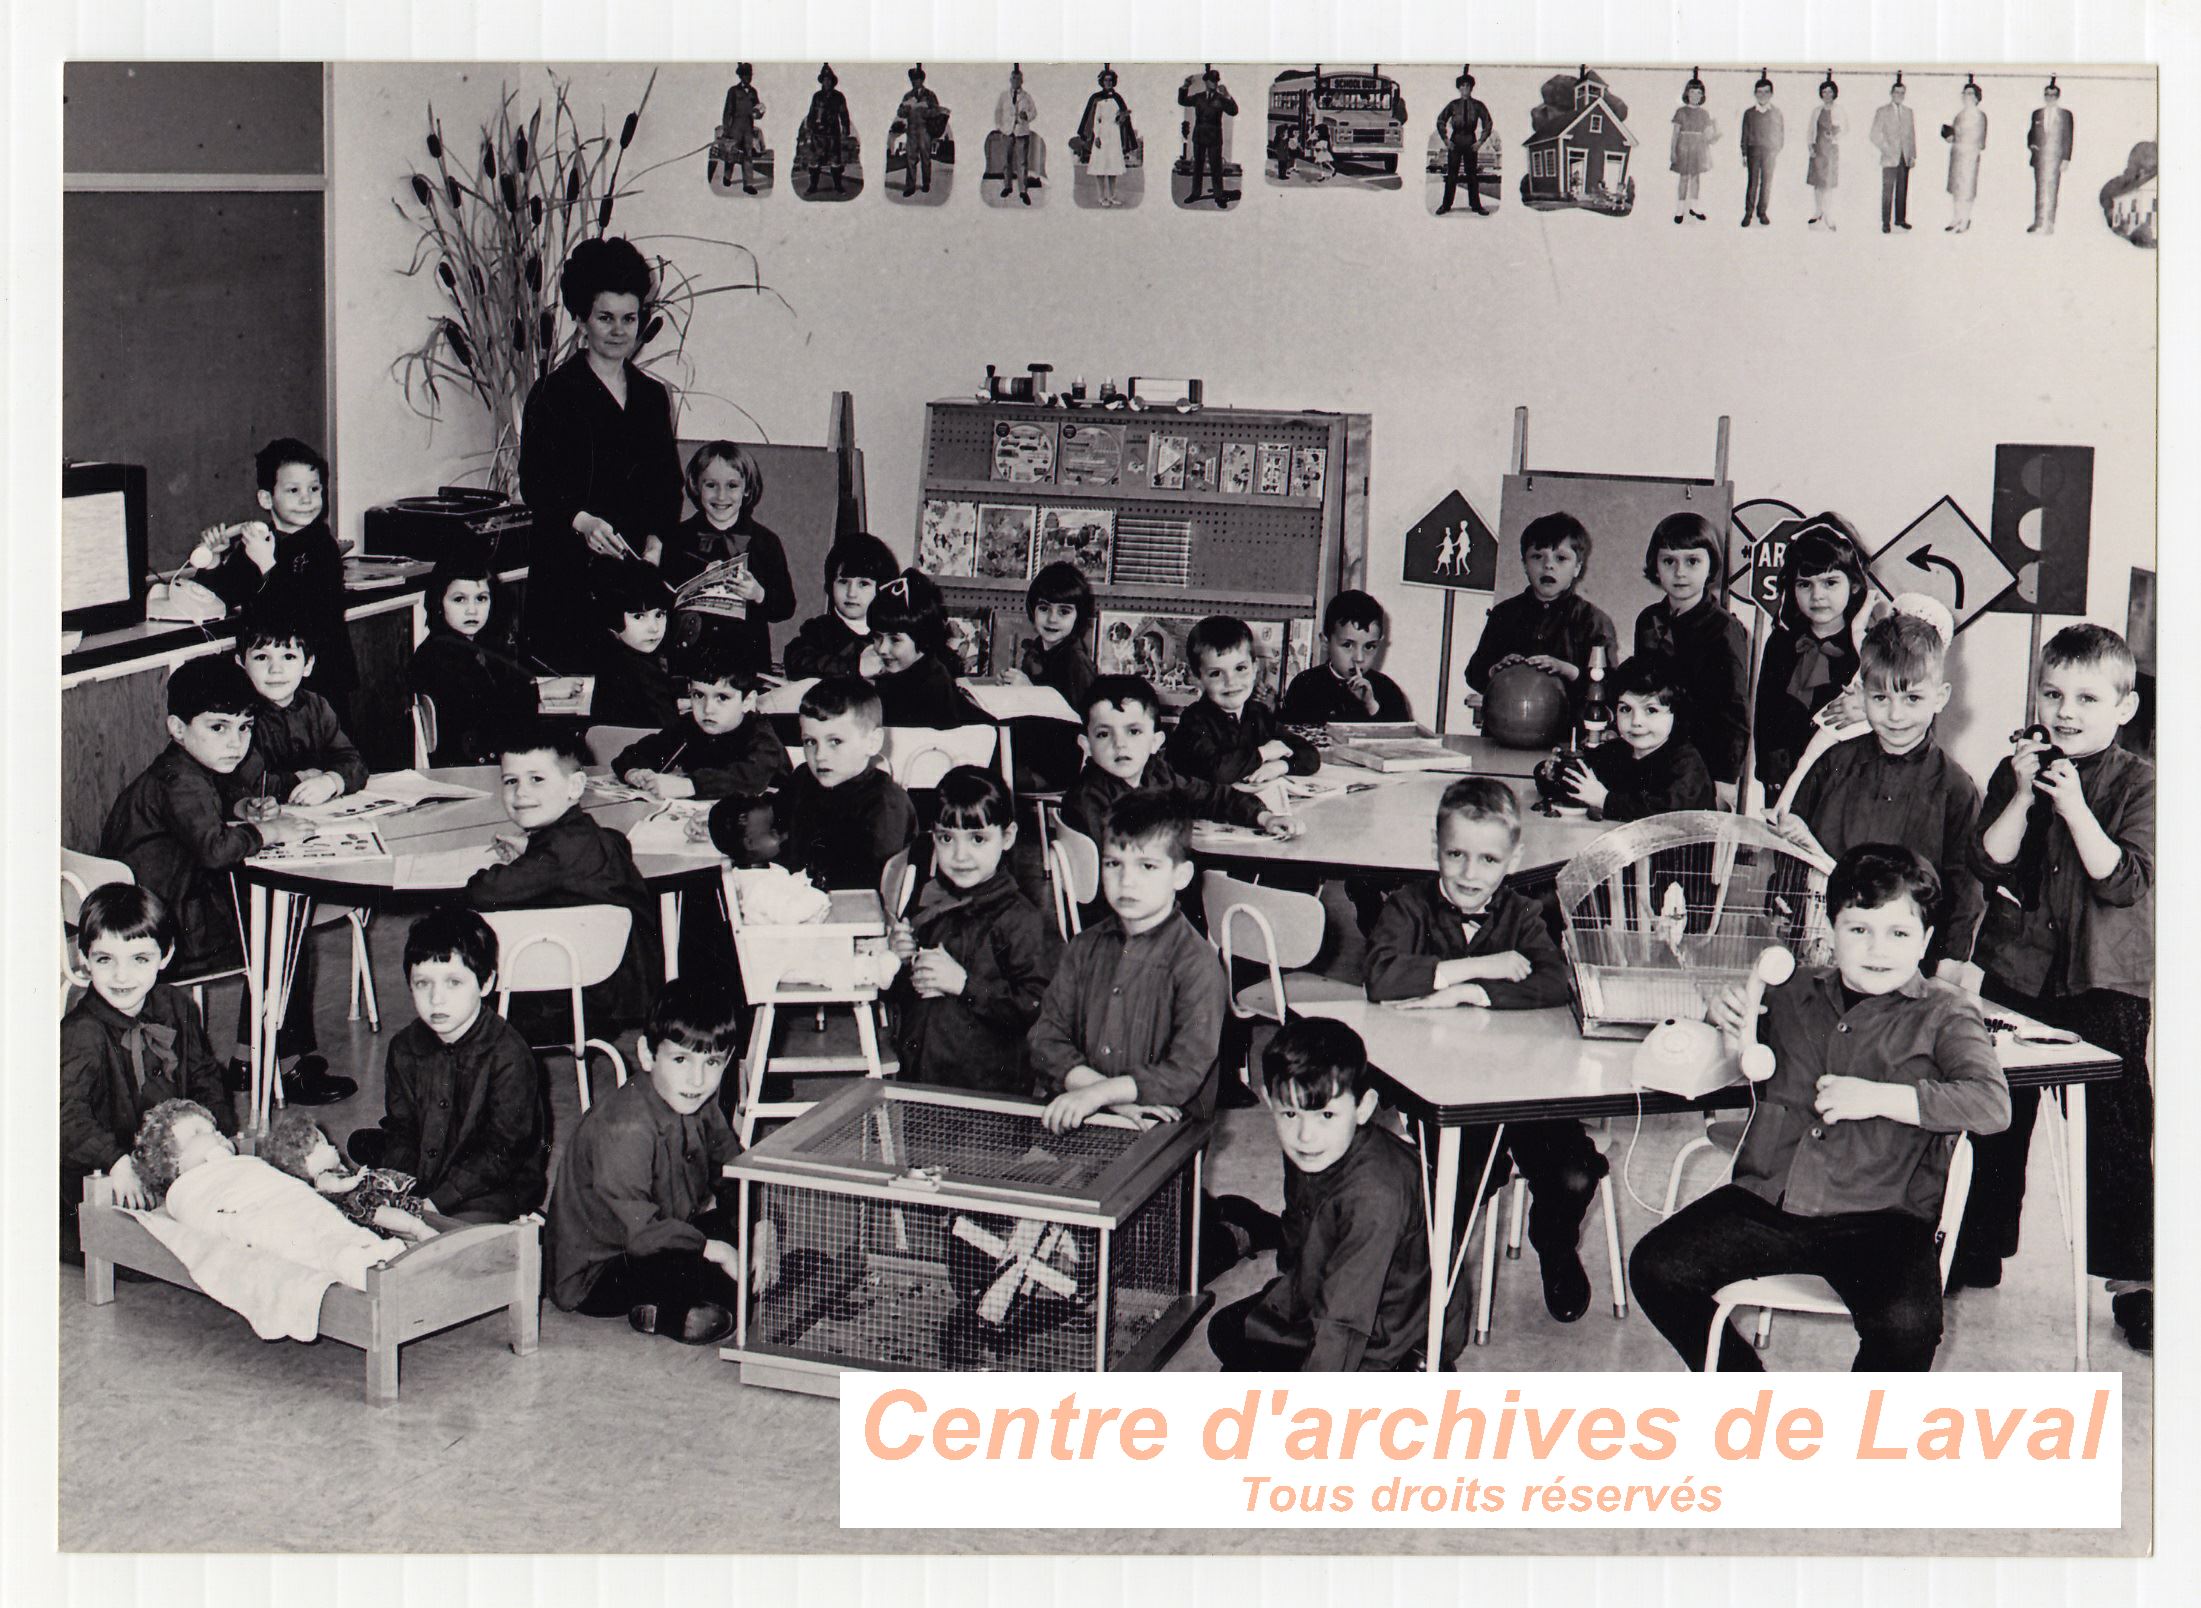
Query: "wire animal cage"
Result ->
[[1555, 811, 1835, 1039], [722, 1081, 1212, 1395]]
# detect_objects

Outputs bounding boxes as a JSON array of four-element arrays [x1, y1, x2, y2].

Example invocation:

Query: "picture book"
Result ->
[[1256, 442, 1290, 496], [1184, 440, 1218, 494], [1219, 442, 1255, 496], [1057, 422, 1127, 486], [1033, 506, 1115, 584], [1150, 435, 1188, 491], [945, 608, 993, 676], [918, 498, 980, 577], [990, 612, 1044, 678], [1247, 617, 1288, 705], [990, 419, 1059, 484], [673, 555, 755, 620], [975, 504, 1038, 579], [1122, 432, 1152, 483], [1290, 445, 1328, 501], [1096, 610, 1202, 705]]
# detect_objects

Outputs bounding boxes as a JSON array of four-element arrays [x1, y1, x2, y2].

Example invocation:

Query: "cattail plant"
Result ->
[[390, 70, 779, 497]]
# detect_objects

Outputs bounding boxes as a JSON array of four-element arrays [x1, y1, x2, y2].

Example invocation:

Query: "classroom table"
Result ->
[[1292, 998, 2123, 1372], [1190, 767, 1606, 877], [232, 766, 728, 1130]]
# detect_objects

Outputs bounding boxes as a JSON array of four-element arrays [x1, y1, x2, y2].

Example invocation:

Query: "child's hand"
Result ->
[[701, 1237, 741, 1273], [1348, 674, 1380, 715], [1562, 760, 1607, 811], [857, 644, 886, 679], [1822, 684, 1866, 729], [238, 522, 278, 573], [253, 812, 314, 847], [1248, 759, 1289, 786], [196, 522, 238, 558], [2008, 738, 2047, 791], [489, 832, 527, 864], [1396, 983, 1490, 1010], [287, 772, 345, 807], [909, 946, 967, 998], [107, 1155, 149, 1210], [1813, 1074, 1893, 1125], [1705, 983, 1758, 1039], [731, 569, 768, 605], [1769, 813, 1826, 858], [2034, 756, 2093, 823], [750, 1217, 782, 1295], [1490, 653, 1525, 674], [1257, 810, 1303, 840], [622, 768, 655, 789], [1481, 949, 1533, 983], [1120, 1104, 1183, 1128], [1042, 1083, 1113, 1134], [1257, 739, 1293, 763], [887, 920, 919, 961], [998, 666, 1032, 686], [1522, 654, 1576, 681]]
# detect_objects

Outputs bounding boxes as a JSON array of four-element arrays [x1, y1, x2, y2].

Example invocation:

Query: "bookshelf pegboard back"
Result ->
[[917, 399, 1364, 678]]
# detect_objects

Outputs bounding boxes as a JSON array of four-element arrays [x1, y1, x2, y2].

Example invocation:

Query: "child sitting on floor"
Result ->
[[1282, 590, 1414, 725], [704, 674, 917, 892], [1364, 777, 1603, 1327], [1630, 844, 2010, 1371], [865, 569, 992, 727], [407, 557, 538, 766], [129, 1099, 407, 1292], [888, 766, 1062, 1093], [263, 1110, 437, 1242], [1206, 1017, 1430, 1371], [548, 980, 779, 1346], [784, 532, 899, 679], [1166, 615, 1318, 787], [464, 723, 661, 1039], [60, 885, 238, 1262], [348, 906, 547, 1222], [615, 640, 791, 801]]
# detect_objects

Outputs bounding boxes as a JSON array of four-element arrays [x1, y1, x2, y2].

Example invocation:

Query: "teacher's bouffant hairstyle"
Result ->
[[559, 236, 654, 321]]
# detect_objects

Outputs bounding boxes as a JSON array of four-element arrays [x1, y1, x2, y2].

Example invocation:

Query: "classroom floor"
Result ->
[[56, 921, 2153, 1557]]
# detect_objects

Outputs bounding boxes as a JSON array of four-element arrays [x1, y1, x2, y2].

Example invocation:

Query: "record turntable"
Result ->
[[362, 486, 533, 565]]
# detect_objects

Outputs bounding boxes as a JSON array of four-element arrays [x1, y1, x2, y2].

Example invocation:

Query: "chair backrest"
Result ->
[[886, 724, 999, 791], [62, 849, 136, 927], [1051, 820, 1100, 906], [482, 906, 634, 996], [879, 848, 916, 918], [1934, 1133, 1976, 1293], [1201, 871, 1327, 971], [585, 724, 658, 769], [413, 694, 439, 767]]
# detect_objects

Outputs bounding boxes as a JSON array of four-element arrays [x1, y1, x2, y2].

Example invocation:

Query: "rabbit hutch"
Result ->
[[722, 1081, 1211, 1395]]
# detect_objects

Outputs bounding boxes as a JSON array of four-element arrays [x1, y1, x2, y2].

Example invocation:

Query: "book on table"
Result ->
[[1323, 723, 1476, 774]]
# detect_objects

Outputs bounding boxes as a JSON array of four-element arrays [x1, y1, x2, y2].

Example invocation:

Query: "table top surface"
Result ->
[[1293, 998, 2125, 1126], [1191, 765, 1606, 875], [237, 766, 725, 897]]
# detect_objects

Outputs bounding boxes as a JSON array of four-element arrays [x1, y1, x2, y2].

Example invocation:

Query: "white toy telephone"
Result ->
[[145, 522, 268, 624]]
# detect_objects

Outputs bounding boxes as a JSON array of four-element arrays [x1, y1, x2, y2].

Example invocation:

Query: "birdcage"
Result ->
[[722, 1081, 1212, 1395], [1554, 811, 1835, 1038]]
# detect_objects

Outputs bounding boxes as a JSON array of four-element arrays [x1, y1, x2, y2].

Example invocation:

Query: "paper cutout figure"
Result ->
[[1806, 71, 1843, 230], [797, 64, 861, 201], [1433, 68, 1495, 215], [1522, 67, 1637, 216], [1174, 66, 1241, 209], [708, 63, 772, 196], [887, 65, 953, 205], [1942, 75, 1986, 233], [1739, 70, 1783, 226], [1073, 65, 1142, 209], [987, 64, 1045, 207], [2100, 140, 2157, 248], [2028, 75, 2074, 234], [1266, 66, 1408, 190], [1669, 68, 1717, 224], [1870, 72, 1917, 232]]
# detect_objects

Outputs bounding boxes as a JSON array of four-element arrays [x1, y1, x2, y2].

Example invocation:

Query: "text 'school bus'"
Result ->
[[1267, 68, 1406, 173]]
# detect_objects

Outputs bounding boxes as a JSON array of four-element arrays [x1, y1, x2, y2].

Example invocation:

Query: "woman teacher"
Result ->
[[518, 237, 685, 665]]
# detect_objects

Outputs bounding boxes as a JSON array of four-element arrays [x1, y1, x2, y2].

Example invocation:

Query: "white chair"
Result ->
[[584, 724, 658, 770], [885, 724, 999, 792], [1201, 870, 1365, 1022], [412, 695, 439, 768], [480, 906, 632, 1114], [1047, 818, 1101, 941], [1705, 1134, 1975, 1370]]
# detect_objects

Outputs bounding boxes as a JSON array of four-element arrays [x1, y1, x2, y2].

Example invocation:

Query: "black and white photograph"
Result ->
[[7, 5, 2191, 1604]]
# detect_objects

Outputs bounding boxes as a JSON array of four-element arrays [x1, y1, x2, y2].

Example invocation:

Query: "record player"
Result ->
[[362, 486, 534, 565]]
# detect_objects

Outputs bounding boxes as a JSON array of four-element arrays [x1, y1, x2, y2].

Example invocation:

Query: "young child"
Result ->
[[1166, 616, 1319, 787], [96, 659, 345, 1103], [660, 440, 796, 675], [464, 722, 661, 1037], [707, 675, 916, 891], [866, 570, 991, 727], [196, 438, 358, 720], [262, 1111, 437, 1241], [59, 885, 238, 1261], [549, 979, 777, 1345], [615, 641, 791, 802], [1029, 790, 1228, 1133], [1631, 845, 2010, 1371], [784, 532, 899, 679], [1558, 653, 1716, 821], [1002, 561, 1099, 793], [1773, 613, 1983, 968], [1464, 513, 1620, 717], [1752, 517, 1870, 791], [1205, 1017, 1430, 1371], [588, 561, 681, 729], [1951, 624, 2154, 1352], [887, 766, 1062, 1092], [346, 907, 547, 1223], [233, 606, 369, 807], [1363, 778, 1602, 1324], [129, 1099, 406, 1291], [1283, 590, 1414, 725], [1633, 512, 1749, 790], [1059, 675, 1296, 844], [407, 556, 538, 767]]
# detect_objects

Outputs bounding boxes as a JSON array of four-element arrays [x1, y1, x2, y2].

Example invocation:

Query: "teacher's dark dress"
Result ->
[[518, 352, 684, 668]]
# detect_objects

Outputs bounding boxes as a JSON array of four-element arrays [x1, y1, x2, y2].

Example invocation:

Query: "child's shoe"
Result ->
[[1540, 1247, 1592, 1324], [281, 1054, 358, 1107], [2112, 1289, 2152, 1354]]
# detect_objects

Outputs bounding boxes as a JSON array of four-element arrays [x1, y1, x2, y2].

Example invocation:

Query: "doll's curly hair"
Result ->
[[129, 1098, 221, 1207], [260, 1110, 330, 1183]]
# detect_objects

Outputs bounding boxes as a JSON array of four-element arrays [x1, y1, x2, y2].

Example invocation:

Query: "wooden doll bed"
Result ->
[[78, 1173, 541, 1405]]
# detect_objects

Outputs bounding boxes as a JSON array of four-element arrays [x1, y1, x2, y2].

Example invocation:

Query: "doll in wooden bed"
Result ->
[[262, 1111, 439, 1243], [130, 1099, 407, 1291]]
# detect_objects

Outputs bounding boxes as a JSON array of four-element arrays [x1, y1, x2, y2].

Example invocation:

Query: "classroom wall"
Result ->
[[330, 61, 2157, 785]]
